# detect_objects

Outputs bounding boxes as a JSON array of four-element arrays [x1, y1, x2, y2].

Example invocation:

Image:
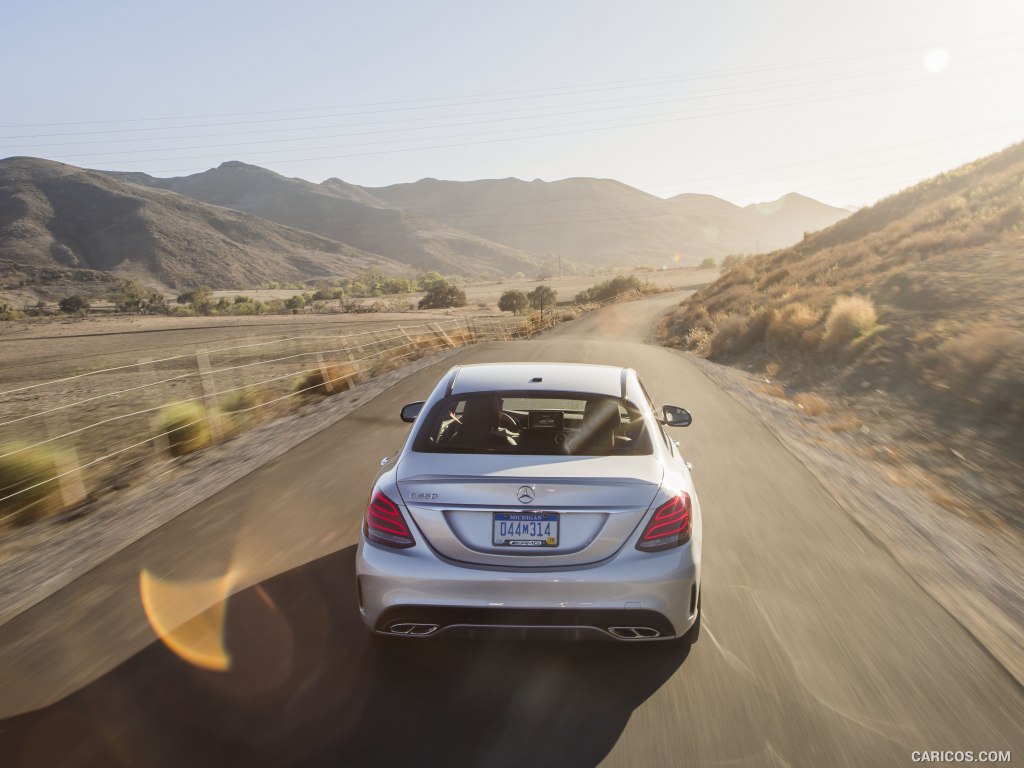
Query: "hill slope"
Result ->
[[367, 177, 850, 268], [0, 158, 404, 291], [661, 141, 1024, 522], [108, 162, 548, 278]]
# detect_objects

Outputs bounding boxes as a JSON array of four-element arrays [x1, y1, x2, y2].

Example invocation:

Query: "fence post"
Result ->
[[316, 352, 334, 394], [139, 357, 170, 457], [431, 323, 456, 348], [45, 414, 87, 509], [195, 350, 224, 442]]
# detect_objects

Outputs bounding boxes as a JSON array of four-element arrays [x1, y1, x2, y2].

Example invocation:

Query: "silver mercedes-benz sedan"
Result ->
[[355, 362, 703, 643]]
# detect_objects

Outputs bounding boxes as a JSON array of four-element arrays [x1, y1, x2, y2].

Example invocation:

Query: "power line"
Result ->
[[8, 47, 1016, 158], [95, 62, 1022, 175], [4, 29, 1021, 131]]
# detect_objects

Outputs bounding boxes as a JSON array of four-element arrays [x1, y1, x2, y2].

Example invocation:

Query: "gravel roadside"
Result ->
[[0, 347, 461, 627], [682, 349, 1024, 687]]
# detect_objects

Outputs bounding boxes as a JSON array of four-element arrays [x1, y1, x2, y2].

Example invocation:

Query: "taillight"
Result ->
[[364, 490, 415, 549], [636, 494, 692, 552]]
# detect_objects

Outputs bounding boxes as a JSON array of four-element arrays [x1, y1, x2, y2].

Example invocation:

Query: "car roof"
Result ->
[[449, 362, 626, 398]]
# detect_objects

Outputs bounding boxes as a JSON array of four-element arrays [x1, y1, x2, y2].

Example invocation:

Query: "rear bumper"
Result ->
[[355, 535, 700, 640]]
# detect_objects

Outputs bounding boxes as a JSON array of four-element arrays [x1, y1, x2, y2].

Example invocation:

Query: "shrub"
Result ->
[[720, 254, 749, 271], [221, 389, 261, 414], [295, 363, 360, 396], [154, 402, 213, 457], [574, 275, 642, 304], [58, 295, 90, 314], [821, 296, 878, 349], [419, 282, 467, 309], [708, 309, 773, 359], [708, 315, 748, 359], [0, 304, 24, 321], [767, 302, 820, 349], [0, 443, 62, 525]]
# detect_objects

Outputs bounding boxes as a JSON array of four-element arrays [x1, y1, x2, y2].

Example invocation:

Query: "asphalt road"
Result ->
[[1, 293, 1021, 767]]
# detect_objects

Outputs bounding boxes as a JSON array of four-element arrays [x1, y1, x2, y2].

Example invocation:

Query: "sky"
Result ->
[[2, 0, 1023, 207]]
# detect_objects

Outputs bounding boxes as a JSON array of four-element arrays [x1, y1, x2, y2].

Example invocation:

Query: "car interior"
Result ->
[[416, 392, 652, 455]]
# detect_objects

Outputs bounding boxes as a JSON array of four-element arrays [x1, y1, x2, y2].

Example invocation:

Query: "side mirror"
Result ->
[[661, 405, 692, 427], [400, 402, 425, 423]]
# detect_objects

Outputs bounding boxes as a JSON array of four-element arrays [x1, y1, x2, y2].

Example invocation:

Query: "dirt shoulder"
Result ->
[[683, 350, 1024, 686], [0, 347, 461, 627]]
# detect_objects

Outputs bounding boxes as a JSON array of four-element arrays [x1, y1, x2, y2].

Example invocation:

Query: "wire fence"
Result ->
[[0, 292, 640, 526]]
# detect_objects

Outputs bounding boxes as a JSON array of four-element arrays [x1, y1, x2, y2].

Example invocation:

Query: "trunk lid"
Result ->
[[396, 452, 662, 567]]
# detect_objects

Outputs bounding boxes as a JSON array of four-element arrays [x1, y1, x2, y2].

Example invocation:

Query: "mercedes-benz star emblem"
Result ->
[[516, 486, 536, 504]]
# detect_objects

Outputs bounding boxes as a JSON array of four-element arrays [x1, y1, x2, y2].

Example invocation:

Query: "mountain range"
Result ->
[[0, 156, 850, 295]]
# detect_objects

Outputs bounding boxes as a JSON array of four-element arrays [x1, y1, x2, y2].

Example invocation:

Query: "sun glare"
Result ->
[[924, 47, 951, 74]]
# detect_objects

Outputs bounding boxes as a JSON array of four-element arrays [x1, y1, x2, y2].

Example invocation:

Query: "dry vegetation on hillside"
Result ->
[[661, 141, 1024, 527]]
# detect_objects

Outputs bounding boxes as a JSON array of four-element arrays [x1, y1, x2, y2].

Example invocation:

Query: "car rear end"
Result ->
[[355, 364, 702, 641]]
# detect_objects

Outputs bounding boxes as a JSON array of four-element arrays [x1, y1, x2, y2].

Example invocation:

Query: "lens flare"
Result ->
[[139, 569, 235, 671], [924, 47, 950, 74]]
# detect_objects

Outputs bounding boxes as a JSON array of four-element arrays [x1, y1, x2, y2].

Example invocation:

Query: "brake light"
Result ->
[[636, 494, 692, 552], [364, 490, 415, 549]]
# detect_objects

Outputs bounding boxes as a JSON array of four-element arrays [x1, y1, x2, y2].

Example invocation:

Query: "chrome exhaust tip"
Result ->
[[608, 626, 661, 639], [387, 623, 439, 636]]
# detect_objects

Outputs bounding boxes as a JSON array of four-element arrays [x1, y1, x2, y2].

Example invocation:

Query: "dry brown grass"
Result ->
[[822, 414, 859, 432], [296, 362, 362, 396], [767, 302, 820, 349], [757, 383, 787, 399], [821, 296, 878, 348], [793, 393, 831, 416]]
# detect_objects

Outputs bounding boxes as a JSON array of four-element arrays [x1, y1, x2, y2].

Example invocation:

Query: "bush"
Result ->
[[708, 315, 748, 359], [767, 302, 820, 349], [58, 295, 90, 314], [154, 402, 213, 457], [821, 296, 878, 348], [574, 275, 643, 304], [720, 254, 749, 271], [708, 309, 773, 359], [0, 304, 24, 321], [295, 363, 360, 396], [0, 443, 62, 525], [418, 281, 466, 309], [699, 257, 717, 269], [498, 289, 529, 315]]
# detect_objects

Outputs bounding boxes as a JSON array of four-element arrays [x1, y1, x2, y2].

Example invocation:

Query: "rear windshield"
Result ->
[[412, 391, 652, 455]]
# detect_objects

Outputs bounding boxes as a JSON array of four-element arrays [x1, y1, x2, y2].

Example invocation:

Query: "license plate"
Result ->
[[493, 512, 559, 547]]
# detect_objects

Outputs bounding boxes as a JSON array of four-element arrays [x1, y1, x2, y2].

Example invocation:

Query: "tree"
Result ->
[[418, 281, 466, 309], [190, 285, 213, 315], [528, 285, 557, 317], [58, 295, 90, 314], [498, 289, 529, 315], [110, 279, 151, 313], [416, 271, 447, 292], [699, 257, 717, 269]]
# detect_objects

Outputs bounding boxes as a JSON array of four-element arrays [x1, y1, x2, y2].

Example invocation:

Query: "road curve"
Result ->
[[0, 292, 1020, 767]]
